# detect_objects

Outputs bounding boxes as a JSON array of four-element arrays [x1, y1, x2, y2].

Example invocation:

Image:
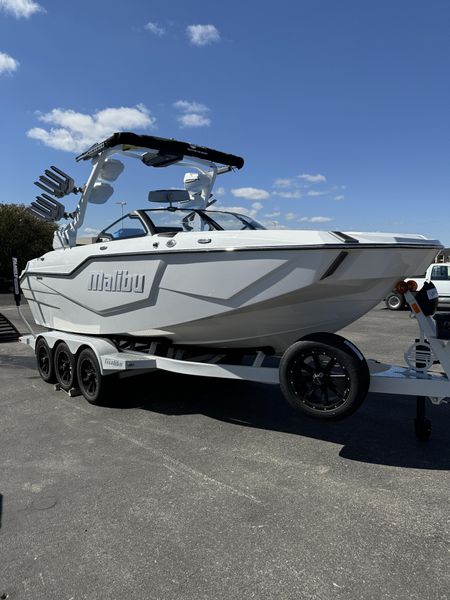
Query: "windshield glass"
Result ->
[[207, 211, 266, 230], [144, 210, 214, 233], [143, 209, 266, 233]]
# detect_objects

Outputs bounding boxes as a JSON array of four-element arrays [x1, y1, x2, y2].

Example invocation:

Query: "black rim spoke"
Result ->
[[312, 353, 322, 370], [81, 360, 97, 397], [323, 357, 337, 375], [326, 380, 346, 401], [57, 351, 72, 386], [299, 359, 315, 374], [39, 350, 50, 374], [303, 386, 315, 400], [290, 349, 351, 410]]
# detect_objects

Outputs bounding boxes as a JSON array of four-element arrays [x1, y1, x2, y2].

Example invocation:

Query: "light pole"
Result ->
[[115, 201, 127, 221]]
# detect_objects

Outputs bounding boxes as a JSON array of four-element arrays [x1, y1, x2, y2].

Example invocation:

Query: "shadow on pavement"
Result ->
[[0, 355, 37, 369], [4, 337, 449, 470], [106, 371, 450, 471]]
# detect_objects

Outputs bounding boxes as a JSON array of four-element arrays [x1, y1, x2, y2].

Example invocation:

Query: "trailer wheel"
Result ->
[[280, 339, 369, 420], [35, 337, 56, 383], [300, 332, 366, 362], [77, 348, 115, 405], [385, 292, 405, 311], [54, 342, 77, 392]]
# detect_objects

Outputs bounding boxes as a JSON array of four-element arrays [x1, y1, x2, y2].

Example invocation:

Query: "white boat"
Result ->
[[21, 132, 442, 353]]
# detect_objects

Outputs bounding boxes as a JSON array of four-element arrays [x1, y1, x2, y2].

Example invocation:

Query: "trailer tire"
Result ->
[[77, 348, 115, 405], [280, 339, 369, 420], [35, 337, 56, 383], [54, 342, 77, 392], [300, 332, 366, 362], [385, 292, 405, 311]]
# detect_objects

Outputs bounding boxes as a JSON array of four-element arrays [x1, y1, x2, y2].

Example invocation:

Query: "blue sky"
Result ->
[[1, 0, 449, 241]]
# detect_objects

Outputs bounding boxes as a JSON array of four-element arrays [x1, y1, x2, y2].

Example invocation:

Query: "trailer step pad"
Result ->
[[0, 313, 20, 343]]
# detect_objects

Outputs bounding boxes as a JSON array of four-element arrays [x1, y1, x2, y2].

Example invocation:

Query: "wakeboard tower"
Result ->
[[28, 132, 244, 248]]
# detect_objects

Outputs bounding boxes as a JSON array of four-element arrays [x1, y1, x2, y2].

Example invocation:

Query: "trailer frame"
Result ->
[[19, 288, 450, 440]]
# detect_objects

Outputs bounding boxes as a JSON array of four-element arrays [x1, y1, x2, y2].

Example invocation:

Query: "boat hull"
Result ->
[[20, 234, 439, 352]]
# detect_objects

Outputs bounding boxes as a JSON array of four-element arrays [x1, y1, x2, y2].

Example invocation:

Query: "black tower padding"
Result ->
[[76, 132, 245, 169]]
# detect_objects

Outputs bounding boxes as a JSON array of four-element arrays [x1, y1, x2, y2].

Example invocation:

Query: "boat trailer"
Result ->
[[17, 283, 450, 441]]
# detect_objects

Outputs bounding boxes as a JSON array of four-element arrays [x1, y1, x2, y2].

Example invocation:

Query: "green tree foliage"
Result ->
[[0, 204, 57, 276]]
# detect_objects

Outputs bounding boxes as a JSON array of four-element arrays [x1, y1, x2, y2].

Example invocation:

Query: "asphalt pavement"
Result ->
[[1, 295, 449, 600]]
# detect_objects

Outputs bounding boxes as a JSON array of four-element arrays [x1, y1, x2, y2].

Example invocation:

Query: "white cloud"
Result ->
[[251, 202, 263, 211], [216, 205, 253, 217], [260, 219, 283, 229], [264, 211, 280, 218], [272, 172, 344, 208], [273, 174, 328, 198], [298, 173, 327, 183], [285, 212, 298, 221], [222, 205, 251, 215], [298, 216, 333, 223], [307, 190, 327, 197], [273, 177, 294, 188], [174, 100, 209, 114], [215, 204, 266, 221], [145, 21, 165, 36], [186, 24, 220, 46], [27, 104, 155, 152], [174, 99, 211, 128], [274, 190, 302, 199], [231, 187, 270, 201], [0, 51, 19, 74], [309, 216, 333, 223], [215, 186, 226, 196], [177, 113, 211, 128], [0, 0, 43, 18], [83, 227, 99, 235]]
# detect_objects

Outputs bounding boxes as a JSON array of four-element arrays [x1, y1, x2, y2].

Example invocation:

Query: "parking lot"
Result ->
[[1, 296, 449, 600]]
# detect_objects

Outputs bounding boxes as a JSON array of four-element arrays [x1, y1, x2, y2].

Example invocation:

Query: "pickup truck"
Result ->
[[385, 262, 450, 310]]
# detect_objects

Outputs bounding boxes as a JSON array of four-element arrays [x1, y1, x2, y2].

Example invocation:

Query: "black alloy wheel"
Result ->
[[280, 339, 369, 420], [35, 337, 56, 383], [54, 342, 77, 391], [77, 348, 115, 405]]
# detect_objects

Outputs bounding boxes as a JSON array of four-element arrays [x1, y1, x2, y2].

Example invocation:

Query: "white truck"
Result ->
[[385, 262, 450, 310]]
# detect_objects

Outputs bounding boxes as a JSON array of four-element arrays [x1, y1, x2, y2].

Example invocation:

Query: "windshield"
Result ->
[[143, 209, 266, 233], [206, 211, 265, 230], [143, 210, 213, 233]]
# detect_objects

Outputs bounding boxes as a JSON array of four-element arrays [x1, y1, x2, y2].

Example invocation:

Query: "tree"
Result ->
[[0, 204, 57, 276]]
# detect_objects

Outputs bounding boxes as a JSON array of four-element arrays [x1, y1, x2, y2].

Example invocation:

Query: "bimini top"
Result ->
[[75, 131, 245, 169]]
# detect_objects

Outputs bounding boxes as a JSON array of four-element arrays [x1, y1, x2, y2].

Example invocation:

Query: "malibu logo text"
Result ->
[[88, 270, 145, 293]]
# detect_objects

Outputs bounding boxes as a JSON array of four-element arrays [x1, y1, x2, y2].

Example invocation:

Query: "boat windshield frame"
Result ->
[[140, 208, 266, 234], [95, 208, 266, 243]]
